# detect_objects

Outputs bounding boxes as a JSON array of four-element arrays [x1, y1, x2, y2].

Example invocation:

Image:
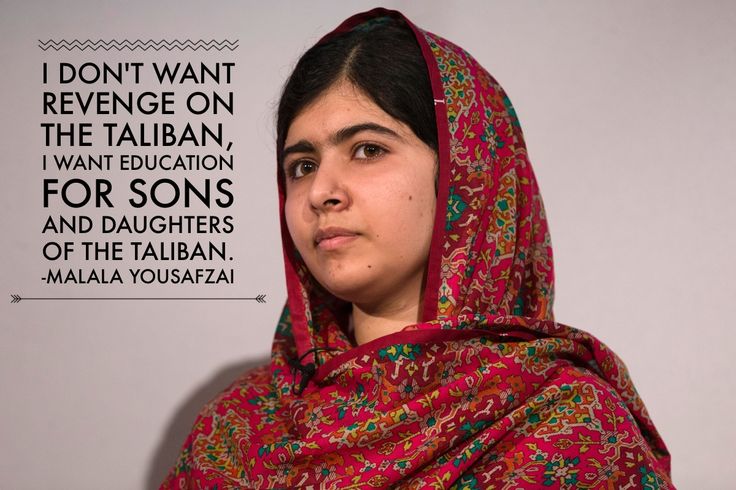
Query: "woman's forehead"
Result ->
[[285, 81, 415, 147]]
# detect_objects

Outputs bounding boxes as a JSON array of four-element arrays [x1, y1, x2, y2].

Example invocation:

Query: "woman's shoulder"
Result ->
[[161, 362, 277, 489], [199, 362, 274, 418]]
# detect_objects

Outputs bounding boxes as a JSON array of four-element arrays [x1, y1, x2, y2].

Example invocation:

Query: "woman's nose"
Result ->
[[308, 155, 350, 212]]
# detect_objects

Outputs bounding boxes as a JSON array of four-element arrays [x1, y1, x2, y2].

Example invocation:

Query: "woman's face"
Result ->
[[283, 81, 437, 311]]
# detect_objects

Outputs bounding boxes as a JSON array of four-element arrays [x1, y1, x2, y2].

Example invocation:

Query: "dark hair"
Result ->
[[276, 17, 437, 166]]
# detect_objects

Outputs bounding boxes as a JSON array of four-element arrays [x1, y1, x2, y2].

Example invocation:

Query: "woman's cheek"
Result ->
[[284, 199, 309, 254]]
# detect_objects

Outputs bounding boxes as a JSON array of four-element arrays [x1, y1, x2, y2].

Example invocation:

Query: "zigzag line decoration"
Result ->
[[38, 39, 239, 51]]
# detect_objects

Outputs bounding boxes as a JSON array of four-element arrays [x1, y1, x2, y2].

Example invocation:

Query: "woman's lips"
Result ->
[[315, 227, 359, 250]]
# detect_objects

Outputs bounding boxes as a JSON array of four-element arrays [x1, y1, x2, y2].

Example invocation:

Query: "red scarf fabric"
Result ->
[[163, 9, 672, 489]]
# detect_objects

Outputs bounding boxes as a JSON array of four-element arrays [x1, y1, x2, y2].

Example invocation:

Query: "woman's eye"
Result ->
[[354, 143, 385, 159], [289, 160, 317, 180]]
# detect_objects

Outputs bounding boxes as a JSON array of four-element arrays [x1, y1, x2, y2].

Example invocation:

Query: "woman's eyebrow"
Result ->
[[282, 140, 315, 161], [330, 123, 403, 145]]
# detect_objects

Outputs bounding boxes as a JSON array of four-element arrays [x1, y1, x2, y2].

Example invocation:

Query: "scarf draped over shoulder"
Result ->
[[163, 8, 672, 489]]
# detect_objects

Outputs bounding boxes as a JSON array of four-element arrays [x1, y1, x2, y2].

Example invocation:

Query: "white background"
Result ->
[[1, 1, 734, 488]]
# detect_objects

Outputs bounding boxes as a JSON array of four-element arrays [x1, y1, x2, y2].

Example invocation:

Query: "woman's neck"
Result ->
[[351, 296, 422, 345]]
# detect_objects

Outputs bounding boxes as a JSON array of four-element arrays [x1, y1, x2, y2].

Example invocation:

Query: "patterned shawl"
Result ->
[[163, 8, 672, 489]]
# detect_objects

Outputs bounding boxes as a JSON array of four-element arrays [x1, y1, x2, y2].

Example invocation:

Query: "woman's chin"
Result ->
[[319, 279, 373, 304]]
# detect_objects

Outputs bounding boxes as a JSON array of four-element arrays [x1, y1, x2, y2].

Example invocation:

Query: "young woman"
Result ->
[[163, 9, 672, 488]]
